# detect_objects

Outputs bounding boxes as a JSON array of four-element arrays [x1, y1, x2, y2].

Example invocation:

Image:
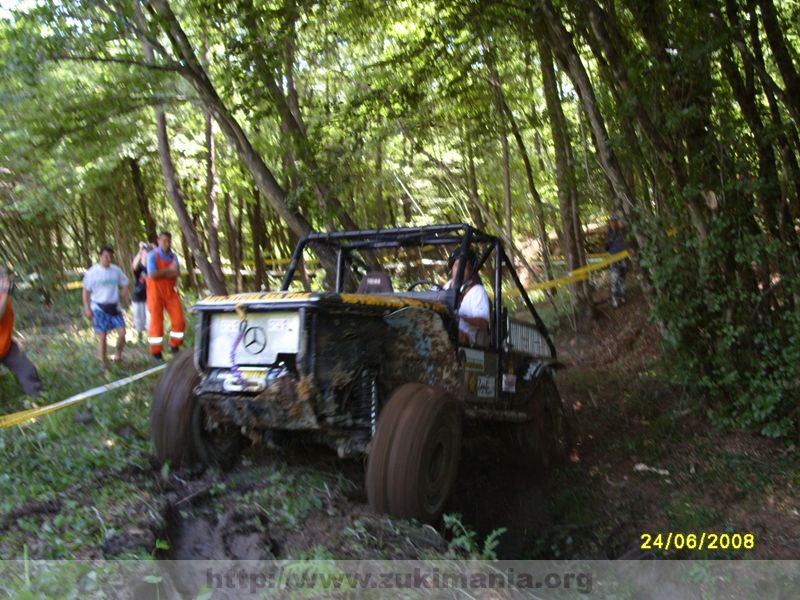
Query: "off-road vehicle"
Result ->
[[151, 224, 570, 523]]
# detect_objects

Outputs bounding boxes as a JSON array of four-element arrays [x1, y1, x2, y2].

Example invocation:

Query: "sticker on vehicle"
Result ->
[[477, 375, 495, 398], [463, 348, 485, 371]]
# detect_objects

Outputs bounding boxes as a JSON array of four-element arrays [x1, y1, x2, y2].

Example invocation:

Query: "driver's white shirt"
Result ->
[[444, 279, 491, 345]]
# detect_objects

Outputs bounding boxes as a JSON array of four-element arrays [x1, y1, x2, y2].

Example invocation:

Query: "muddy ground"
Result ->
[[2, 286, 798, 563]]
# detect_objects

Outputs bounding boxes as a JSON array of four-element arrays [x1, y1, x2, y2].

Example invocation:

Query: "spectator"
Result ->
[[131, 241, 150, 343], [605, 213, 628, 308], [0, 269, 42, 397], [82, 245, 129, 368], [146, 231, 185, 360]]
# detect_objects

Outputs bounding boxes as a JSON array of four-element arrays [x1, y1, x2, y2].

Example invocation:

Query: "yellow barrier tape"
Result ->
[[0, 364, 167, 429], [568, 250, 629, 278], [65, 281, 82, 290], [504, 250, 629, 297]]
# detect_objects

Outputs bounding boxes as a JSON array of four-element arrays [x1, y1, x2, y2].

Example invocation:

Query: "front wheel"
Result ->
[[150, 350, 243, 469], [366, 383, 461, 523]]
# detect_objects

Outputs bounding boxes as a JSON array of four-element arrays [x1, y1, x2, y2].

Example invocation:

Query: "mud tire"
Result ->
[[511, 373, 572, 469], [151, 350, 242, 469], [366, 383, 461, 524]]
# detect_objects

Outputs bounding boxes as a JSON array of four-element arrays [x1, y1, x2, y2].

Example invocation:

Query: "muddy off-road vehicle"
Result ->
[[151, 224, 570, 523]]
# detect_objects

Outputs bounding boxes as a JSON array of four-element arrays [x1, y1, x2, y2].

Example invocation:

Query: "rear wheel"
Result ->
[[366, 383, 461, 524], [511, 373, 571, 469], [150, 351, 243, 469]]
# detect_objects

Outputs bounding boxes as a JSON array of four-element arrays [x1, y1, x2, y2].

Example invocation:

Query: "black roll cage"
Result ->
[[280, 223, 556, 358]]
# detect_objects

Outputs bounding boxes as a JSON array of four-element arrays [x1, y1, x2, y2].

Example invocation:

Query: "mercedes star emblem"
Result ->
[[243, 326, 267, 354]]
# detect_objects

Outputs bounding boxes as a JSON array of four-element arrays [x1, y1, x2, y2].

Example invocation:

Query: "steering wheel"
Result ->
[[407, 279, 444, 292]]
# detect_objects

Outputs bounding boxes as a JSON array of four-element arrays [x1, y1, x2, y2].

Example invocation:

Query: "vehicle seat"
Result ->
[[356, 271, 394, 294]]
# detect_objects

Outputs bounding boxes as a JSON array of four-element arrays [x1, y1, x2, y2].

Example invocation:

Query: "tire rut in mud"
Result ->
[[157, 446, 448, 561]]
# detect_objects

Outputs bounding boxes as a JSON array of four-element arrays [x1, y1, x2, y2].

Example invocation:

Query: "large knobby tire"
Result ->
[[366, 383, 461, 524], [511, 373, 572, 469], [150, 350, 242, 469]]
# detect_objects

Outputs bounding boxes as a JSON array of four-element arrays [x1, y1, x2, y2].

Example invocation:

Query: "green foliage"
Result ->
[[0, 292, 195, 558], [643, 214, 800, 437], [442, 512, 506, 560]]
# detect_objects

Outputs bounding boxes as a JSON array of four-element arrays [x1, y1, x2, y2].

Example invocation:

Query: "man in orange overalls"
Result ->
[[0, 268, 42, 396], [146, 232, 185, 360]]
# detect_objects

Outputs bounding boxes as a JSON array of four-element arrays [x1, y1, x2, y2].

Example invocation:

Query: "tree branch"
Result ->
[[53, 53, 184, 73]]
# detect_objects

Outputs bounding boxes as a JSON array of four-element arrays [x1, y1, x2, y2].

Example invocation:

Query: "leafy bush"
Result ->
[[643, 215, 800, 438]]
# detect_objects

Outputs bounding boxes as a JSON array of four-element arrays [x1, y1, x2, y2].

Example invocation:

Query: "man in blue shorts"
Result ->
[[82, 245, 129, 368]]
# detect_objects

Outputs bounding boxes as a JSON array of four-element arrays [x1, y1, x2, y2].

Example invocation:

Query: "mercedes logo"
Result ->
[[243, 326, 267, 355]]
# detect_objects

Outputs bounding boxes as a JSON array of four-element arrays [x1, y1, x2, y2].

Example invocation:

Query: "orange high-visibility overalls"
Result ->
[[146, 249, 185, 355], [0, 297, 13, 359]]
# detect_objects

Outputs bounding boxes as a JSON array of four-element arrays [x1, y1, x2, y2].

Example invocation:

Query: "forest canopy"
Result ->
[[1, 0, 799, 437]]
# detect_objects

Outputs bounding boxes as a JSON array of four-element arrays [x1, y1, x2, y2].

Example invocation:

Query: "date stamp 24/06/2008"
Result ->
[[640, 532, 755, 551]]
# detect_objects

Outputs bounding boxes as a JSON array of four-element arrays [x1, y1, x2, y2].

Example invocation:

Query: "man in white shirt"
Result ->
[[445, 248, 491, 346], [82, 245, 129, 368]]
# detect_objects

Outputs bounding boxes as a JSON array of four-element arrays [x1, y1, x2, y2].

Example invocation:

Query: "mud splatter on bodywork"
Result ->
[[203, 374, 320, 432], [384, 307, 463, 397], [196, 299, 466, 455]]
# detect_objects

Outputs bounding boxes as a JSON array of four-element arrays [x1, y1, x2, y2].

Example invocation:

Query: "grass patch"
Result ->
[[242, 467, 331, 528], [0, 291, 196, 558]]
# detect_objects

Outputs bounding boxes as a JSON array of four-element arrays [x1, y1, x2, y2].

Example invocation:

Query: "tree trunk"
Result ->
[[581, 0, 695, 227], [487, 50, 513, 241], [223, 192, 242, 293], [144, 0, 338, 277], [376, 135, 385, 228], [745, 0, 800, 226], [135, 2, 227, 295], [466, 140, 486, 230], [80, 199, 91, 267], [204, 112, 226, 286], [537, 0, 656, 303], [181, 229, 199, 294], [539, 39, 594, 327], [153, 112, 226, 294], [54, 221, 65, 276], [127, 156, 157, 243], [250, 186, 266, 291], [237, 0, 361, 233], [757, 0, 800, 124], [492, 68, 555, 281], [236, 194, 245, 291]]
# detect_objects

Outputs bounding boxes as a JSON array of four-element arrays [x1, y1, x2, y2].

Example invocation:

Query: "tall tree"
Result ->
[[538, 39, 593, 326], [134, 1, 227, 294]]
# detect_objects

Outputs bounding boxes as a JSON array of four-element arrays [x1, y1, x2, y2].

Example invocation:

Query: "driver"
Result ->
[[444, 248, 490, 346]]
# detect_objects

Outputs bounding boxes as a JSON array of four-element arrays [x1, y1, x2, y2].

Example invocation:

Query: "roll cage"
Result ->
[[280, 224, 556, 358]]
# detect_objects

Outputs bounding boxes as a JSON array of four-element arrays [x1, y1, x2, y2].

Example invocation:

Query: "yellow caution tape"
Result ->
[[0, 364, 167, 429], [567, 250, 629, 278], [65, 281, 82, 290], [504, 250, 629, 297]]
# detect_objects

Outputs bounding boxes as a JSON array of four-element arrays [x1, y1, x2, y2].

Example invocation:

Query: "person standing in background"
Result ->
[[0, 268, 42, 397], [82, 245, 129, 368], [605, 213, 628, 308], [146, 231, 185, 360], [131, 242, 150, 343]]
